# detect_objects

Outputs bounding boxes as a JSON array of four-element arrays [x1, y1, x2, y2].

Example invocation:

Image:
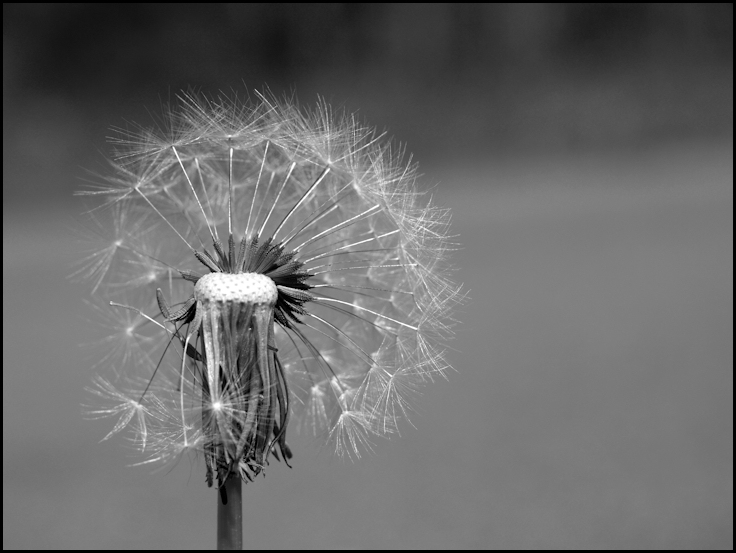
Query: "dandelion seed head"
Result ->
[[80, 89, 463, 486]]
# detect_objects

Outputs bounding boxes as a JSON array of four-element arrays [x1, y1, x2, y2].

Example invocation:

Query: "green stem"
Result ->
[[217, 475, 243, 550]]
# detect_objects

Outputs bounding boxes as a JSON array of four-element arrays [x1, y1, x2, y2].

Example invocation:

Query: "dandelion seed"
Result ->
[[79, 89, 462, 548]]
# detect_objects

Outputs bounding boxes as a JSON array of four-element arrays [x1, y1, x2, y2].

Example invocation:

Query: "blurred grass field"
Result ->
[[3, 140, 732, 548]]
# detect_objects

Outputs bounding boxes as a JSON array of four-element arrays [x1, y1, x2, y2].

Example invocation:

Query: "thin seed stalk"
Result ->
[[217, 475, 242, 550]]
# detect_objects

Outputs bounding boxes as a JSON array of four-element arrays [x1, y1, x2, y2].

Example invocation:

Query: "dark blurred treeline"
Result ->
[[3, 4, 732, 202]]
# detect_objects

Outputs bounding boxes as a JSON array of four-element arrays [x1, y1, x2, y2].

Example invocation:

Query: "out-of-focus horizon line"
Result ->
[[3, 3, 732, 204]]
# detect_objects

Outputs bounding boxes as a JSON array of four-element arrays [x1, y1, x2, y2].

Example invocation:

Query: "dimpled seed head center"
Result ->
[[195, 272, 278, 306]]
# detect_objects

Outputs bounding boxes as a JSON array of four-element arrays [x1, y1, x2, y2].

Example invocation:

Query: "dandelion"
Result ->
[[78, 90, 461, 548]]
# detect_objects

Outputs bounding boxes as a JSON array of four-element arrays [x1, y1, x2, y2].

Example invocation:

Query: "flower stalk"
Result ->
[[217, 474, 242, 550]]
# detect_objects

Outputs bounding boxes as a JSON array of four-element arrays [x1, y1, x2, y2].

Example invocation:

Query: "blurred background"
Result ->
[[3, 3, 732, 549]]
